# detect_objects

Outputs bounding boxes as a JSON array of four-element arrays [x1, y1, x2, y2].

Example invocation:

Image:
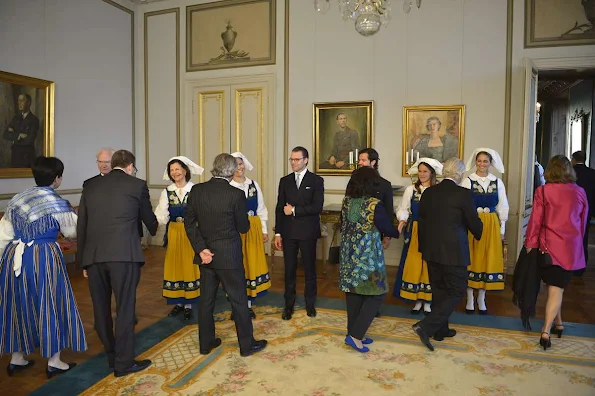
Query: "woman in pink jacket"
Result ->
[[525, 155, 588, 350]]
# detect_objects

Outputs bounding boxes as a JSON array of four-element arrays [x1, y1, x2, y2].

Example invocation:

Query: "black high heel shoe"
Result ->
[[6, 360, 35, 377], [46, 362, 77, 379], [551, 323, 564, 338], [539, 332, 551, 350]]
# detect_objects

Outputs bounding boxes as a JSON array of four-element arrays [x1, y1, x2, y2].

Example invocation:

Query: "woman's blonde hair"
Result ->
[[544, 155, 576, 184]]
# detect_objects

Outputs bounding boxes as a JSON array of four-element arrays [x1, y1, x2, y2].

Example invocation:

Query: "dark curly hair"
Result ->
[[345, 167, 381, 198]]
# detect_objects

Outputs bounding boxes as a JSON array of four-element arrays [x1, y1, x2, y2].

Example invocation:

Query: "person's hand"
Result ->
[[83, 269, 88, 278], [199, 249, 214, 264], [263, 233, 269, 243], [382, 237, 391, 250], [336, 161, 345, 168], [17, 133, 27, 140], [284, 203, 294, 216], [526, 247, 532, 253], [8, 127, 14, 132], [274, 235, 283, 251], [397, 220, 406, 234], [328, 156, 336, 165]]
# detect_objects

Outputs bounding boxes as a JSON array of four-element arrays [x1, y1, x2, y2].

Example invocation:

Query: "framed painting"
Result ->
[[314, 101, 374, 176], [525, 0, 595, 47], [402, 105, 465, 177], [186, 0, 276, 72], [0, 71, 54, 179]]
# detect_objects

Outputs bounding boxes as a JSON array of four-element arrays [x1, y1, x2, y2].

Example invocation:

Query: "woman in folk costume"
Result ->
[[0, 157, 86, 379], [393, 158, 442, 314], [230, 152, 271, 319], [155, 156, 204, 320], [461, 148, 509, 314]]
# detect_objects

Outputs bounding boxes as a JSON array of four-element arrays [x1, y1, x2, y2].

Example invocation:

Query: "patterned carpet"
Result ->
[[75, 305, 595, 396]]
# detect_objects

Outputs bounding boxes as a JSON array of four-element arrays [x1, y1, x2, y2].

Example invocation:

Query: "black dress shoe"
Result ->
[[114, 359, 152, 377], [411, 308, 422, 315], [46, 362, 77, 379], [6, 360, 35, 377], [134, 316, 139, 325], [433, 329, 457, 341], [412, 324, 434, 351], [478, 309, 488, 315], [465, 309, 475, 315], [168, 305, 184, 317], [306, 307, 317, 317], [240, 340, 268, 357], [282, 307, 294, 320], [200, 338, 222, 355], [249, 308, 256, 319], [184, 308, 192, 321]]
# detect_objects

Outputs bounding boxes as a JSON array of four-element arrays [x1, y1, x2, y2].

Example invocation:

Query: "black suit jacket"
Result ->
[[184, 177, 250, 269], [3, 112, 39, 147], [574, 163, 595, 218], [373, 175, 394, 222], [418, 179, 483, 266], [275, 170, 324, 240], [77, 169, 158, 268], [83, 173, 103, 188]]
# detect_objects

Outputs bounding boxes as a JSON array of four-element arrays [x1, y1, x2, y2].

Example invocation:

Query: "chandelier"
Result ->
[[314, 0, 422, 36]]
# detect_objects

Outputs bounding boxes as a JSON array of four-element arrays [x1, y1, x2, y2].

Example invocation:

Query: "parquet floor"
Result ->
[[1, 247, 593, 395]]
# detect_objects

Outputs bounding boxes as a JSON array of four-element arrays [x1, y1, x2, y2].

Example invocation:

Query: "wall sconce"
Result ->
[[535, 102, 541, 123]]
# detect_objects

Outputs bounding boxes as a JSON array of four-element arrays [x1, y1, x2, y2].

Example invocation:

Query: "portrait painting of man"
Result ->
[[314, 101, 373, 175], [0, 71, 53, 178]]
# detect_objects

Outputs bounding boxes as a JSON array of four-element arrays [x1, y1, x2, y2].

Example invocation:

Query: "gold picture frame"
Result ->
[[0, 71, 54, 179], [314, 101, 374, 176], [186, 0, 276, 72], [525, 0, 595, 48], [402, 105, 465, 177]]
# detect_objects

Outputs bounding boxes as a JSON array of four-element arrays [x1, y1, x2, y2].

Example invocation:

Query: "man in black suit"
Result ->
[[83, 148, 115, 187], [3, 93, 39, 168], [185, 153, 267, 357], [572, 151, 595, 276], [77, 149, 158, 376], [412, 157, 483, 351], [274, 146, 325, 320]]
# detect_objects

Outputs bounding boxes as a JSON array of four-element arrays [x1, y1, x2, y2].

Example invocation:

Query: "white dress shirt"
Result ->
[[229, 177, 268, 234]]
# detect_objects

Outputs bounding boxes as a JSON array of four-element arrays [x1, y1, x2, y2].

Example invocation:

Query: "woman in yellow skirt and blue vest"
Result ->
[[155, 156, 204, 320], [393, 158, 442, 314], [230, 152, 271, 319], [461, 148, 509, 314]]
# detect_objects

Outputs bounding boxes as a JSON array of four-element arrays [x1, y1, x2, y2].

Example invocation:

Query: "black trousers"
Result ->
[[199, 265, 253, 352], [345, 293, 385, 340], [87, 262, 141, 371], [418, 262, 467, 337], [576, 223, 589, 276], [282, 238, 317, 308]]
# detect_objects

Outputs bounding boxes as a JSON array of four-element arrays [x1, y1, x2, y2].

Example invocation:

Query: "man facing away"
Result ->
[[413, 157, 483, 351], [77, 149, 158, 376], [572, 150, 595, 276], [83, 148, 115, 187], [274, 146, 325, 320], [184, 153, 267, 357]]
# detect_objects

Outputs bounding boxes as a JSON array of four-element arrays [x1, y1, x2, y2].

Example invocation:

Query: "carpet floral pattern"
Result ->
[[81, 306, 595, 395]]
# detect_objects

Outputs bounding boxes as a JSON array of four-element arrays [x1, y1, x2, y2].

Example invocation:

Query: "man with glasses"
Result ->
[[77, 149, 158, 377], [83, 148, 115, 187], [274, 146, 325, 320]]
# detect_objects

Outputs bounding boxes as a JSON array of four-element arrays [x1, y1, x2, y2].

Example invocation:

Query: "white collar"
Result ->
[[469, 172, 496, 182], [294, 168, 308, 177], [22, 112, 29, 118], [166, 182, 194, 192], [230, 177, 253, 187]]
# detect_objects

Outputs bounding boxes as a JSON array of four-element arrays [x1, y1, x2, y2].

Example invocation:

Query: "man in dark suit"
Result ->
[[3, 93, 39, 168], [185, 153, 267, 357], [413, 157, 483, 351], [274, 146, 325, 320], [572, 151, 595, 276], [83, 148, 115, 187], [77, 149, 158, 376]]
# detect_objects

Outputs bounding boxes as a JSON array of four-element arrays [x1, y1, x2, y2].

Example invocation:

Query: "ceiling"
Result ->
[[537, 68, 595, 101]]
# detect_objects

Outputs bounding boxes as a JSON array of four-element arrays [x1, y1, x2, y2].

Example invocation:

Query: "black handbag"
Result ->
[[537, 186, 553, 268]]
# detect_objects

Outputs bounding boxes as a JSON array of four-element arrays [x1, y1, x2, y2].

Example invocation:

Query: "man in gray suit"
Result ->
[[185, 153, 267, 357], [77, 149, 158, 376]]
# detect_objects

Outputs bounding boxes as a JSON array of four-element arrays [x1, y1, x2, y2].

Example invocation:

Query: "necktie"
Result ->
[[295, 173, 301, 189]]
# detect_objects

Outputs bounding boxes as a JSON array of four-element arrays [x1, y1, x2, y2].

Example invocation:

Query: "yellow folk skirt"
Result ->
[[467, 212, 504, 290], [162, 222, 201, 302], [240, 216, 271, 299], [400, 222, 432, 302]]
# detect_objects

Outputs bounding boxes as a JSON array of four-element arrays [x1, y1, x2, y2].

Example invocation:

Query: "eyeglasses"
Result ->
[[289, 157, 304, 162], [96, 160, 110, 165], [132, 165, 138, 176]]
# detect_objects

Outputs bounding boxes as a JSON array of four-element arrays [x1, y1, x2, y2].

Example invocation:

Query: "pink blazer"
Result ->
[[525, 183, 588, 271]]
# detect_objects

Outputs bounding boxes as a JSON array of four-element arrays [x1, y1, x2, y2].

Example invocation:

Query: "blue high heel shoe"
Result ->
[[344, 336, 369, 353]]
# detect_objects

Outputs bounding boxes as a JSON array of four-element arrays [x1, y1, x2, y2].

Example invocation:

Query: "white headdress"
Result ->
[[230, 152, 254, 171], [465, 148, 505, 173], [407, 157, 444, 176], [162, 156, 204, 181]]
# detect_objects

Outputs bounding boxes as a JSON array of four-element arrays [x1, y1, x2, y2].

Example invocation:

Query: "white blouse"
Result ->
[[396, 184, 428, 222], [154, 182, 195, 225], [461, 172, 509, 235], [229, 177, 268, 234]]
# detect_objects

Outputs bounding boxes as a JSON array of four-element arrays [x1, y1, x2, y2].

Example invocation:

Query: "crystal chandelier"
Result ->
[[314, 0, 422, 37]]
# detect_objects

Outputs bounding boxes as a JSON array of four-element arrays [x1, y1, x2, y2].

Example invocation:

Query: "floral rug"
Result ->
[[80, 306, 595, 396]]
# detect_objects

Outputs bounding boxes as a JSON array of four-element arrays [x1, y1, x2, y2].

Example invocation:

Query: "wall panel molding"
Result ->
[[197, 90, 226, 182]]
